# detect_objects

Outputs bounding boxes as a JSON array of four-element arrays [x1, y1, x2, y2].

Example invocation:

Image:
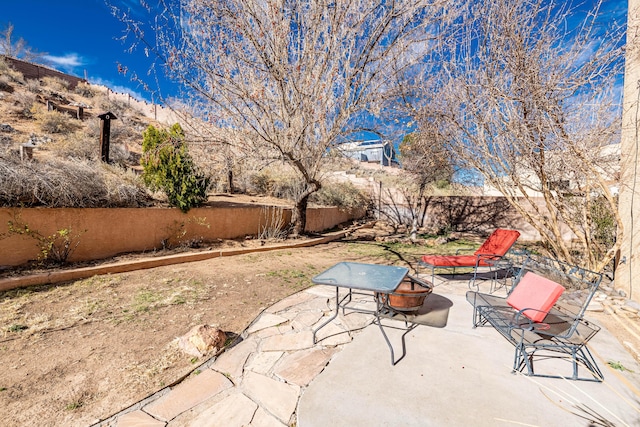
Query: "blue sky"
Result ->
[[1, 1, 629, 106], [1, 0, 169, 101]]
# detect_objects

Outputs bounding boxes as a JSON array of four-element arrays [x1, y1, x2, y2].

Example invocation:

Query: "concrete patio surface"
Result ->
[[101, 278, 640, 427]]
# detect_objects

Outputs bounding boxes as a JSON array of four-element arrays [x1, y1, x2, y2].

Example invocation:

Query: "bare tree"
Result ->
[[397, 129, 453, 237], [412, 0, 624, 271], [0, 22, 46, 62], [113, 0, 453, 235]]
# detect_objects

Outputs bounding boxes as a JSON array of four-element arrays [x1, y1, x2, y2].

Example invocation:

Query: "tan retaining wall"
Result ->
[[375, 195, 572, 243], [0, 206, 362, 267], [418, 196, 549, 242]]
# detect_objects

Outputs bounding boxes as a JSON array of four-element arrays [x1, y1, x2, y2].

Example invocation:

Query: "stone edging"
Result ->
[[0, 229, 351, 292]]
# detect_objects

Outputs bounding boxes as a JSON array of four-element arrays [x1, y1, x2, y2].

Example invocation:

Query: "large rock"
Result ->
[[177, 324, 227, 357]]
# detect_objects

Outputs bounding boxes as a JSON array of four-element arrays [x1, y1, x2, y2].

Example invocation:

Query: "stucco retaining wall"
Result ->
[[417, 196, 551, 242], [377, 195, 568, 243], [0, 205, 361, 267]]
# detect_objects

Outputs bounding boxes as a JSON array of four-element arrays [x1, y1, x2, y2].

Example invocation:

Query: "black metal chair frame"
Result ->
[[466, 254, 604, 382], [421, 248, 528, 293], [313, 274, 432, 366]]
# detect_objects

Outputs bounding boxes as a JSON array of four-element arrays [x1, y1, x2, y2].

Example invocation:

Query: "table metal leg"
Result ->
[[374, 295, 417, 365], [313, 286, 340, 344], [313, 285, 419, 366]]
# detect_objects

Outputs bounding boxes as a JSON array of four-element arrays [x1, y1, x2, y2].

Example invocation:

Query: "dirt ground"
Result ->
[[1, 224, 640, 427], [0, 225, 405, 427]]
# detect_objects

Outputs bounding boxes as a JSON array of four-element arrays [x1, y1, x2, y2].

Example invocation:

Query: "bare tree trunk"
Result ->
[[290, 177, 321, 235], [291, 194, 309, 236], [226, 168, 233, 194]]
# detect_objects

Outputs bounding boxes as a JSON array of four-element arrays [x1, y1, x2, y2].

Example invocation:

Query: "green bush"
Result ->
[[591, 195, 617, 250], [3, 216, 84, 265], [141, 123, 210, 212]]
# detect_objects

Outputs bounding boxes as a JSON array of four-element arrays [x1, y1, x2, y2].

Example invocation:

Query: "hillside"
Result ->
[[0, 58, 382, 210], [0, 56, 458, 217], [0, 62, 160, 172]]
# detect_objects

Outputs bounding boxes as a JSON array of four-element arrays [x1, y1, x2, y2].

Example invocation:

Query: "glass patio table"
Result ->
[[311, 262, 410, 364]]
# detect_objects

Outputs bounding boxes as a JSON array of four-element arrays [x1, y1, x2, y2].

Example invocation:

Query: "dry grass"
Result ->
[[40, 76, 70, 93], [0, 63, 161, 208], [0, 59, 379, 212], [33, 107, 78, 134], [0, 57, 24, 84], [0, 156, 152, 207]]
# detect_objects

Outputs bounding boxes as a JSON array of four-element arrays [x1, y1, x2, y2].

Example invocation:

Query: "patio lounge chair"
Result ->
[[466, 254, 603, 381], [419, 228, 521, 287]]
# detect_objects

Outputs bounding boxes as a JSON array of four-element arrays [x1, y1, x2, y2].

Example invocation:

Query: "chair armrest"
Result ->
[[474, 253, 503, 266], [476, 304, 551, 333]]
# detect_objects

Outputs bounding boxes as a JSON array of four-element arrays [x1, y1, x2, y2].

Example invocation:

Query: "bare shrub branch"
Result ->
[[410, 0, 624, 271], [257, 206, 288, 241], [0, 156, 152, 208], [113, 0, 457, 234]]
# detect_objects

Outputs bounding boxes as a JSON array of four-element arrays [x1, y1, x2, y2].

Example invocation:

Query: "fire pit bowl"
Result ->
[[386, 277, 433, 311]]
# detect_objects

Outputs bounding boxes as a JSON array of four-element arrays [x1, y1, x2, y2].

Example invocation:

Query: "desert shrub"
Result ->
[[248, 170, 275, 195], [45, 131, 130, 165], [0, 57, 11, 74], [142, 123, 210, 212], [25, 78, 40, 93], [40, 76, 69, 92], [10, 90, 36, 118], [0, 57, 24, 84], [101, 163, 152, 207], [74, 82, 97, 98], [108, 143, 131, 166], [44, 131, 97, 160], [247, 168, 302, 200], [310, 181, 371, 212], [248, 170, 274, 194], [435, 179, 450, 189], [0, 74, 14, 93], [34, 108, 76, 134], [0, 155, 152, 207], [270, 177, 303, 200]]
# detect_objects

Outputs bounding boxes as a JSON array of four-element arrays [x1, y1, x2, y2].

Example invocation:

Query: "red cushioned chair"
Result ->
[[506, 272, 565, 323], [419, 228, 521, 287]]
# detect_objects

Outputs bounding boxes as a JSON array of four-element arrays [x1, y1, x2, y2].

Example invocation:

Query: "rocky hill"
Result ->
[[0, 56, 437, 213], [0, 56, 206, 208], [0, 63, 164, 168]]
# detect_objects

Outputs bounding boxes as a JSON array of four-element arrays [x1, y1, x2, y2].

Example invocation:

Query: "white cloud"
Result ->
[[43, 52, 86, 70]]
